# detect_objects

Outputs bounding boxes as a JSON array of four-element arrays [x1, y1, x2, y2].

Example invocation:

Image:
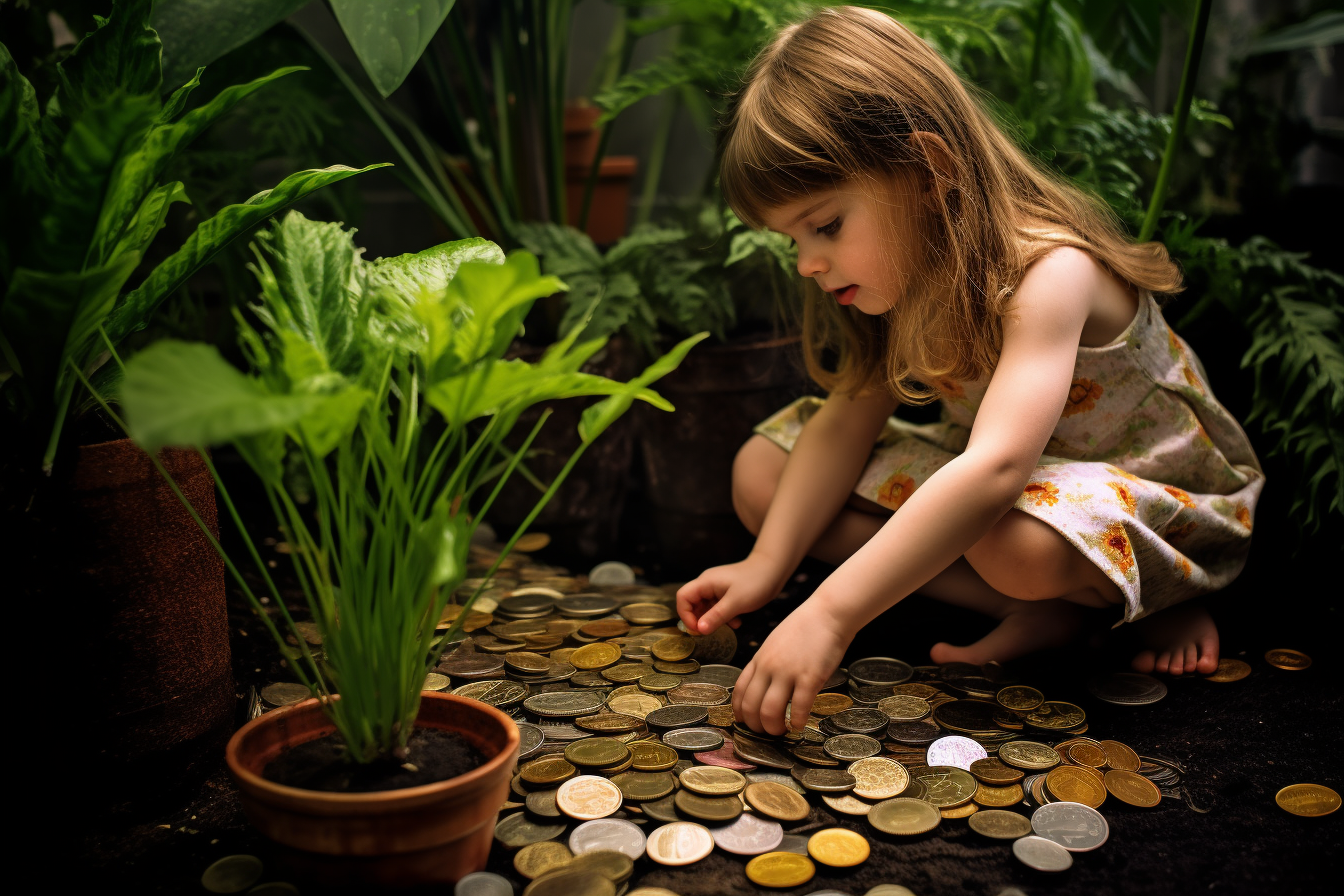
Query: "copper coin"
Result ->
[[744, 781, 811, 821], [973, 782, 1024, 807], [812, 693, 855, 716], [694, 741, 756, 770], [1098, 740, 1140, 772], [1265, 648, 1312, 670], [969, 758, 1023, 785], [1276, 783, 1342, 816], [666, 682, 731, 706], [1205, 658, 1252, 682], [1104, 770, 1161, 807], [1067, 742, 1107, 768], [1045, 766, 1107, 808], [733, 735, 797, 769]]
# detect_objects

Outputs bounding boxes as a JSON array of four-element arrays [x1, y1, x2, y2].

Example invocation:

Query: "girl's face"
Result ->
[[761, 174, 929, 316]]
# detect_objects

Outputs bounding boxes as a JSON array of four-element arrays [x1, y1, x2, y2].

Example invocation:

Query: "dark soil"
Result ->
[[263, 729, 484, 794]]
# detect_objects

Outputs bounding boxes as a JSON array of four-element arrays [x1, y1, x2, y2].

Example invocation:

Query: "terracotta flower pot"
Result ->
[[226, 692, 520, 887]]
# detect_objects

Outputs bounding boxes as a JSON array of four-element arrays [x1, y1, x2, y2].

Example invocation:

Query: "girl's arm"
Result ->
[[734, 248, 1101, 735]]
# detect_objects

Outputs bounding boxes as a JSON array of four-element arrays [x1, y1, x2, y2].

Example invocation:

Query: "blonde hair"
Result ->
[[719, 6, 1183, 401]]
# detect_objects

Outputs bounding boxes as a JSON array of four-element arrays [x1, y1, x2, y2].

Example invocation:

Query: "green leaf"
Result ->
[[105, 164, 388, 343], [46, 0, 162, 135], [1245, 11, 1344, 56], [578, 331, 709, 444], [122, 339, 323, 453], [369, 237, 504, 298], [0, 254, 141, 400], [430, 252, 563, 374], [426, 360, 666, 426], [295, 387, 372, 458], [110, 180, 190, 261], [329, 0, 458, 98], [152, 0, 314, 88], [90, 66, 308, 266]]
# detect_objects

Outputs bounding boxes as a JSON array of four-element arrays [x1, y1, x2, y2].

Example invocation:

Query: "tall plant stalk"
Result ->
[[1138, 0, 1212, 242]]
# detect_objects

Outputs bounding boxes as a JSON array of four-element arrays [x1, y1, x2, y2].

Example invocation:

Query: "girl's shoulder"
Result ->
[[1014, 240, 1140, 349]]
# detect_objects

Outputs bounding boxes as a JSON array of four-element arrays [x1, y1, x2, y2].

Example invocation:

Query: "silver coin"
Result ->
[[662, 727, 724, 751], [1012, 834, 1074, 871], [536, 722, 589, 742], [589, 561, 636, 586], [454, 871, 514, 896], [568, 817, 647, 859], [848, 656, 914, 686], [1086, 672, 1167, 705], [688, 626, 738, 665], [823, 733, 882, 761], [260, 683, 309, 708], [709, 810, 784, 855], [686, 664, 743, 689], [201, 855, 263, 893], [1031, 801, 1110, 852], [642, 793, 681, 823], [828, 708, 891, 736], [778, 833, 811, 855], [523, 690, 606, 718], [645, 704, 709, 729], [556, 594, 620, 617], [498, 594, 557, 616], [454, 680, 528, 709], [516, 722, 545, 759], [926, 735, 988, 771]]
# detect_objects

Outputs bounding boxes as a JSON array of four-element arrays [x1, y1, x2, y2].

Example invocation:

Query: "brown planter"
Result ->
[[486, 336, 640, 559], [638, 333, 814, 571], [71, 439, 233, 810], [564, 102, 636, 245], [227, 692, 520, 888]]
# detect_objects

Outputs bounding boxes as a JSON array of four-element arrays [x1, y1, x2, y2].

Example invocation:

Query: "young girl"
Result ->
[[675, 7, 1264, 736]]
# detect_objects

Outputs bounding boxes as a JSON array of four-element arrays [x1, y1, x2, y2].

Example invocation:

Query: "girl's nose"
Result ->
[[796, 246, 828, 279]]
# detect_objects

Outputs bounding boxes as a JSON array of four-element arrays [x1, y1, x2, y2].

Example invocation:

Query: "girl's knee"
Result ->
[[732, 436, 786, 534], [966, 511, 1091, 601]]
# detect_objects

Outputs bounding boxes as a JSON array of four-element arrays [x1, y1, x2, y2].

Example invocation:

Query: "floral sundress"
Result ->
[[754, 292, 1264, 624]]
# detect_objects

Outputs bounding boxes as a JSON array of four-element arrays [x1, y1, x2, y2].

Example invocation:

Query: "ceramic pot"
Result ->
[[226, 692, 520, 887]]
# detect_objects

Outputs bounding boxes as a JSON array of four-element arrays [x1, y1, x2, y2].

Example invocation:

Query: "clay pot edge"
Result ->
[[226, 692, 521, 811]]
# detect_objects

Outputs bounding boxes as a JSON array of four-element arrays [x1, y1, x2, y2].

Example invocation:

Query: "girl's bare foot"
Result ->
[[930, 598, 1086, 665], [1130, 603, 1220, 675]]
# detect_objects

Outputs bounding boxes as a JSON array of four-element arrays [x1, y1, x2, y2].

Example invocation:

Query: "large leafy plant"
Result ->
[[0, 0, 378, 473], [118, 211, 703, 763]]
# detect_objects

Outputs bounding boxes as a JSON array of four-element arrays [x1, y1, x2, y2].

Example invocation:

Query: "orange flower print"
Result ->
[[1167, 328, 1183, 359], [1022, 481, 1060, 507], [876, 472, 917, 509], [1183, 364, 1202, 390], [1164, 485, 1196, 509], [935, 378, 965, 400], [1235, 503, 1253, 531], [1175, 556, 1192, 580], [1061, 378, 1104, 418], [1166, 520, 1198, 541], [1107, 482, 1138, 515], [1098, 522, 1135, 574]]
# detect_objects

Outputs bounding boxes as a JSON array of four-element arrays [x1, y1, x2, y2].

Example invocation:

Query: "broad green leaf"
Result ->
[[578, 332, 708, 443], [0, 254, 140, 399], [122, 339, 322, 453], [158, 67, 203, 124], [0, 44, 50, 281], [153, 0, 313, 88], [0, 43, 42, 159], [295, 387, 371, 458], [426, 360, 667, 426], [90, 66, 308, 265], [105, 164, 388, 343], [250, 211, 364, 378], [369, 237, 504, 297], [46, 0, 162, 136], [430, 253, 563, 374], [329, 0, 458, 98], [1245, 11, 1344, 56], [110, 180, 190, 261]]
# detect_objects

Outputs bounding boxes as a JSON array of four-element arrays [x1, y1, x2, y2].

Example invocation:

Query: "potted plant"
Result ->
[[0, 0, 379, 808], [115, 210, 703, 885]]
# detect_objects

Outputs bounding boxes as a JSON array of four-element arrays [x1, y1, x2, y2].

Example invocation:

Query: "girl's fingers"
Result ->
[[759, 680, 793, 736], [789, 682, 818, 733], [732, 663, 756, 724], [737, 667, 768, 734], [728, 617, 742, 629]]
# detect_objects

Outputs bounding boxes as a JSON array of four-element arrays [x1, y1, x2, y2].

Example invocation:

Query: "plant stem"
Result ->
[[1138, 0, 1212, 243], [1028, 0, 1051, 85], [636, 91, 679, 228]]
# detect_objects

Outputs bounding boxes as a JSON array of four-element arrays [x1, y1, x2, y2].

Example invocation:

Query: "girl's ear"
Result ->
[[909, 131, 959, 196]]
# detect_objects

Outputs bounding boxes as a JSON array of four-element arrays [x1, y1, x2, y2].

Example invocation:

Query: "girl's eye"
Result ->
[[816, 218, 841, 237]]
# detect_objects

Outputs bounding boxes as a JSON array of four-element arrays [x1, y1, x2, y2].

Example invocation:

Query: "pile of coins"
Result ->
[[253, 539, 1334, 895]]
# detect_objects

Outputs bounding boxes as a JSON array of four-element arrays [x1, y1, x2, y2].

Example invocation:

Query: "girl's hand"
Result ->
[[676, 555, 785, 635], [734, 600, 852, 735]]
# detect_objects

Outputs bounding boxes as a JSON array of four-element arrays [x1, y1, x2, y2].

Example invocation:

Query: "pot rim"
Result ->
[[226, 691, 520, 807]]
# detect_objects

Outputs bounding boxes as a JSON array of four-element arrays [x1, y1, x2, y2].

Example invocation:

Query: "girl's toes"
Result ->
[[1168, 650, 1185, 676], [1195, 646, 1220, 675], [1184, 643, 1200, 674], [1131, 649, 1157, 673], [1152, 650, 1169, 674]]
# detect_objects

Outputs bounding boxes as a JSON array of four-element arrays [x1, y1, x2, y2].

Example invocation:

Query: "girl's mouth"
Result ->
[[835, 285, 857, 306]]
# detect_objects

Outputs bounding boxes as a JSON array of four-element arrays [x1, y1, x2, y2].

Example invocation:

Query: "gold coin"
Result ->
[[708, 705, 736, 727], [504, 651, 553, 673], [629, 741, 679, 772], [654, 659, 700, 674], [260, 682, 311, 707], [1103, 769, 1161, 807], [868, 797, 941, 835], [1204, 657, 1252, 682], [1067, 742, 1107, 768], [745, 852, 816, 888], [680, 765, 746, 796], [611, 770, 676, 801], [890, 683, 941, 699], [673, 789, 742, 822], [556, 775, 624, 820], [1046, 765, 1107, 808], [521, 756, 577, 787], [620, 602, 677, 625], [566, 738, 631, 768], [565, 849, 635, 883], [967, 809, 1033, 840], [812, 693, 854, 716], [1276, 783, 1341, 817], [651, 634, 695, 661], [821, 793, 876, 815], [1265, 648, 1312, 671], [940, 802, 979, 819], [523, 869, 615, 896], [911, 766, 977, 808], [580, 620, 631, 639], [423, 673, 450, 691], [973, 782, 1024, 807], [1098, 740, 1140, 772], [807, 828, 870, 867], [513, 532, 551, 552], [604, 663, 655, 683], [513, 841, 573, 879], [847, 757, 909, 800], [969, 758, 1023, 785], [638, 673, 684, 693], [571, 643, 622, 670], [876, 695, 931, 722], [744, 781, 811, 822], [575, 713, 643, 733], [607, 693, 662, 719], [999, 740, 1060, 771], [1024, 701, 1086, 730], [995, 685, 1044, 712]]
